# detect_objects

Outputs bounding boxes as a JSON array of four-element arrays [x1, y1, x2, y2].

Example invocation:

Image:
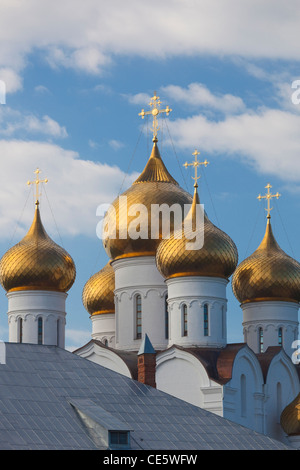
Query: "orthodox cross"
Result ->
[[257, 183, 281, 219], [183, 150, 209, 187], [139, 92, 172, 141], [27, 168, 48, 205]]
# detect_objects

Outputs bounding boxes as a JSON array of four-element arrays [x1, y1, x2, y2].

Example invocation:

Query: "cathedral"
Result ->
[[0, 93, 300, 449]]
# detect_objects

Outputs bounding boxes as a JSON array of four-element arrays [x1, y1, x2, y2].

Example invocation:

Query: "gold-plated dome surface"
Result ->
[[232, 217, 300, 304], [82, 262, 115, 315], [280, 393, 300, 436], [156, 186, 238, 280], [0, 204, 76, 293], [103, 140, 192, 260]]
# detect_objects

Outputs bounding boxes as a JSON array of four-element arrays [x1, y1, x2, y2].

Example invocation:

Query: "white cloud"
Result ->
[[65, 329, 91, 351], [125, 92, 152, 106], [0, 68, 22, 93], [0, 107, 68, 138], [167, 107, 300, 183], [88, 139, 99, 149], [109, 139, 125, 151], [1, 1, 300, 86], [0, 139, 138, 242], [161, 83, 246, 114], [34, 85, 50, 94]]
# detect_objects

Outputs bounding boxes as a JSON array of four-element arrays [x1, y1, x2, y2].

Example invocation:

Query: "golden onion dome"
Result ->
[[103, 138, 192, 260], [82, 262, 115, 315], [156, 185, 238, 280], [280, 393, 300, 436], [0, 203, 76, 293], [232, 216, 300, 304]]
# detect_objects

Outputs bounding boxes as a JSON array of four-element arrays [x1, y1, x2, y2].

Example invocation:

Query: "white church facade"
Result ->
[[0, 94, 300, 448]]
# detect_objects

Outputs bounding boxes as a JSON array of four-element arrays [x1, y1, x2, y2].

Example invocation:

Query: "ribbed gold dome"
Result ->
[[280, 393, 300, 436], [82, 262, 115, 315], [103, 139, 192, 260], [156, 185, 238, 279], [232, 216, 300, 304], [0, 203, 76, 293]]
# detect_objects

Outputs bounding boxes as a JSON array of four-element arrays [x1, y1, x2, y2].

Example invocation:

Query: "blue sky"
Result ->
[[0, 0, 300, 350]]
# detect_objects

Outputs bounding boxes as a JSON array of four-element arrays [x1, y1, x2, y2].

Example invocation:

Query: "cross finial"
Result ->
[[183, 149, 209, 188], [138, 91, 172, 142], [27, 168, 48, 205], [257, 183, 281, 219]]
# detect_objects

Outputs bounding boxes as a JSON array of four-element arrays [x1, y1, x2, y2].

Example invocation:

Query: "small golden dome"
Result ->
[[232, 216, 300, 304], [82, 262, 115, 315], [280, 393, 300, 436], [103, 139, 192, 260], [156, 185, 238, 280], [0, 203, 76, 293]]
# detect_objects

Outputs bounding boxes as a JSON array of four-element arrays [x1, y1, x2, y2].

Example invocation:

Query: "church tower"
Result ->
[[232, 184, 300, 358], [101, 93, 192, 351], [82, 262, 115, 347], [156, 154, 238, 348], [0, 169, 76, 347]]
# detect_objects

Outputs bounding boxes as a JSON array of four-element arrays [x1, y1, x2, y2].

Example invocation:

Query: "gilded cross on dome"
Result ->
[[183, 150, 209, 188], [27, 168, 48, 205], [139, 91, 172, 141], [257, 183, 281, 219]]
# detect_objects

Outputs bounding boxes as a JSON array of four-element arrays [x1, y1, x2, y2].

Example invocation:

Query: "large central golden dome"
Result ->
[[103, 138, 192, 260], [156, 185, 238, 280], [232, 216, 300, 304], [0, 203, 76, 293]]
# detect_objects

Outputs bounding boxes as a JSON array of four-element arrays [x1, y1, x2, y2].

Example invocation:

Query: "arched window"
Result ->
[[38, 317, 43, 345], [135, 294, 142, 340], [165, 295, 169, 340], [259, 327, 263, 353], [104, 339, 108, 347], [204, 304, 209, 336], [278, 327, 283, 347], [182, 304, 188, 337], [241, 374, 247, 417], [19, 318, 23, 344]]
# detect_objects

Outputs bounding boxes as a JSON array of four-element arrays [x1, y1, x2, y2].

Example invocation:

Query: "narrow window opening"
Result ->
[[19, 318, 23, 344], [38, 317, 43, 345], [278, 327, 283, 347], [259, 327, 263, 353], [165, 295, 169, 340], [182, 304, 188, 337], [204, 304, 209, 336], [135, 295, 142, 340]]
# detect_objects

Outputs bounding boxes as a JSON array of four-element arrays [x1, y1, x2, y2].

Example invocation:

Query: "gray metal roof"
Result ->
[[0, 342, 291, 450]]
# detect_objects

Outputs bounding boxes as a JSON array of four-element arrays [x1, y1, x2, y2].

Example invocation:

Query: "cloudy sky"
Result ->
[[0, 0, 300, 349]]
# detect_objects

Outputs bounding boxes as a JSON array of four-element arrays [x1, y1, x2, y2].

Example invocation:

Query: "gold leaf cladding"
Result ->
[[103, 142, 193, 261], [280, 393, 300, 436], [0, 205, 76, 293], [232, 220, 300, 304], [82, 262, 115, 315], [156, 187, 238, 280]]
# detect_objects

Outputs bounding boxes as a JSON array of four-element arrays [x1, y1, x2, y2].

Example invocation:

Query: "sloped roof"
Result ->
[[0, 342, 291, 450], [158, 343, 247, 385]]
